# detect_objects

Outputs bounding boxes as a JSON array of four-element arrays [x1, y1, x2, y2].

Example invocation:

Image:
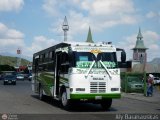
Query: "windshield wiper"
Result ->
[[85, 60, 112, 80], [85, 60, 95, 78], [99, 60, 112, 80]]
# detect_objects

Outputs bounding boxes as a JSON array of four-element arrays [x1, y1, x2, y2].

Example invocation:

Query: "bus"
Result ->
[[32, 42, 126, 110]]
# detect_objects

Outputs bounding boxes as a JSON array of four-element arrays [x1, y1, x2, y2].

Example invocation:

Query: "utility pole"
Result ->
[[16, 48, 21, 71]]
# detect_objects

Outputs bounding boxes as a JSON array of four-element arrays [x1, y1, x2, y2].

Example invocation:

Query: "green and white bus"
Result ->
[[32, 42, 126, 110]]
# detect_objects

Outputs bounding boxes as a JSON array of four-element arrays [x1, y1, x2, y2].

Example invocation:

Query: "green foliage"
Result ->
[[23, 68, 29, 74], [0, 55, 30, 66], [0, 65, 16, 71]]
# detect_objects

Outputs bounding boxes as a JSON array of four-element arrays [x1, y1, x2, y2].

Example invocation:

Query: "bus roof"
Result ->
[[33, 41, 116, 57], [63, 41, 114, 47], [33, 42, 70, 57]]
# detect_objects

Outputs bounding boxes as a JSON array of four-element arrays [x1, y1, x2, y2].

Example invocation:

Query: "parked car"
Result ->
[[128, 76, 144, 92], [28, 73, 32, 81], [3, 75, 16, 85], [16, 74, 24, 80], [153, 77, 160, 85], [125, 76, 144, 93]]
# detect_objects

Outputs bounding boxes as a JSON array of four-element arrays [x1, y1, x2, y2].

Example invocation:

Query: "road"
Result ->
[[0, 80, 159, 119]]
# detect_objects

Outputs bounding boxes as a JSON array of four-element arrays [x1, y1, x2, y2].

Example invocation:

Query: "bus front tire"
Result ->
[[61, 90, 71, 110], [100, 99, 112, 110]]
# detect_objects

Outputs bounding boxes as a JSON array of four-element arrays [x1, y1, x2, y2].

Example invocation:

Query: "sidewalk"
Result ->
[[122, 86, 160, 104]]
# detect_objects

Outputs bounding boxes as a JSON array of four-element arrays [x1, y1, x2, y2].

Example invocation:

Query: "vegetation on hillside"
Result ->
[[0, 65, 16, 72], [0, 55, 30, 66]]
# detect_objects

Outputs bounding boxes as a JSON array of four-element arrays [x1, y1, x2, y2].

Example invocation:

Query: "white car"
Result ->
[[16, 74, 24, 80], [153, 77, 160, 85], [28, 73, 32, 81]]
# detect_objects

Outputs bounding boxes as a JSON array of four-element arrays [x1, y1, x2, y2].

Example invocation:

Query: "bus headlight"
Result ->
[[70, 88, 73, 92]]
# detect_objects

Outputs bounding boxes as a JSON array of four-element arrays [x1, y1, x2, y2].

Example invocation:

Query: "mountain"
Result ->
[[149, 58, 160, 64], [0, 52, 32, 61], [0, 55, 31, 66]]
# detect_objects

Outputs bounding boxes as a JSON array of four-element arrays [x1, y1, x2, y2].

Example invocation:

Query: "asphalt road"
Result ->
[[0, 80, 159, 119]]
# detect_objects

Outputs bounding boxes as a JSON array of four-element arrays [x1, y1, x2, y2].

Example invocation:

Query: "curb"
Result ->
[[122, 93, 160, 104]]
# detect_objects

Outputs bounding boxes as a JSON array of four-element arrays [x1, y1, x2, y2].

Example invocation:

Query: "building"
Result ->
[[86, 27, 94, 43], [131, 28, 160, 75], [132, 28, 148, 68]]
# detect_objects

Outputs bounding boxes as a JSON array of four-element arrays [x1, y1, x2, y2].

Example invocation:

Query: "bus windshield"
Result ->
[[74, 52, 118, 69]]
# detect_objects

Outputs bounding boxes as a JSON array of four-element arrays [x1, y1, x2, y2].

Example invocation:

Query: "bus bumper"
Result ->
[[70, 93, 121, 100]]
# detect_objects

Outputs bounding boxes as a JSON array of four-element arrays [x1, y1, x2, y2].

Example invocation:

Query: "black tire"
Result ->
[[3, 82, 6, 85], [13, 82, 16, 85], [61, 90, 71, 110], [39, 85, 45, 100], [100, 99, 112, 110]]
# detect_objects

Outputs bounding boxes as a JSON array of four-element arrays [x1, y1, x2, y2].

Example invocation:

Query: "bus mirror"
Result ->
[[121, 51, 126, 63]]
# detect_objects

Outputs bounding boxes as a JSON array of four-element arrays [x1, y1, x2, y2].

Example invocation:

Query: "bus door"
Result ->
[[32, 57, 39, 93], [54, 51, 61, 98]]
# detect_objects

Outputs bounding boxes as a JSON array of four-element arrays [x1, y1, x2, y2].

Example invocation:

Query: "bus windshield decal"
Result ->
[[76, 61, 116, 68], [74, 52, 118, 69]]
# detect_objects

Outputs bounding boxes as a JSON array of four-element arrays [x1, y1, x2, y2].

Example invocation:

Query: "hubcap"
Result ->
[[62, 92, 67, 106], [39, 88, 43, 99]]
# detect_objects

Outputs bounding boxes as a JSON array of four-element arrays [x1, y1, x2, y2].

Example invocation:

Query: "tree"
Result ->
[[23, 67, 29, 74], [0, 65, 16, 72]]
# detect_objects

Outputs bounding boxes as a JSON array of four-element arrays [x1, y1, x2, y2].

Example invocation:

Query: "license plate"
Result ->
[[95, 96, 102, 100], [8, 81, 11, 83]]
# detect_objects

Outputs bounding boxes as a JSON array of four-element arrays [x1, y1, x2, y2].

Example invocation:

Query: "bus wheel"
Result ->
[[61, 90, 71, 109], [100, 99, 112, 110], [39, 86, 44, 100]]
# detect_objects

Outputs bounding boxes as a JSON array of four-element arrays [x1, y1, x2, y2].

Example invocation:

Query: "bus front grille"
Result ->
[[90, 82, 106, 93]]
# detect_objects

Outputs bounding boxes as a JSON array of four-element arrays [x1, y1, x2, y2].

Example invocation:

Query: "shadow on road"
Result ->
[[31, 95, 62, 108], [31, 95, 118, 112]]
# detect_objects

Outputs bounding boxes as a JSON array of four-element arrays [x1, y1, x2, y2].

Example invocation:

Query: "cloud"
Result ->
[[0, 23, 25, 54], [81, 0, 135, 16], [117, 30, 160, 61], [43, 0, 139, 37], [30, 36, 57, 53], [0, 0, 24, 12], [0, 23, 60, 60], [146, 11, 160, 23], [21, 35, 59, 59], [146, 11, 159, 18], [42, 0, 58, 16]]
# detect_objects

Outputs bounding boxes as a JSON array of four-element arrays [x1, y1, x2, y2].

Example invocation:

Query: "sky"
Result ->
[[0, 0, 159, 62]]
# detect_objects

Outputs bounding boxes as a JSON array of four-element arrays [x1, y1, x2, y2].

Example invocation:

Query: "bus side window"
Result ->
[[34, 58, 39, 72], [40, 54, 43, 63], [60, 52, 69, 74]]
